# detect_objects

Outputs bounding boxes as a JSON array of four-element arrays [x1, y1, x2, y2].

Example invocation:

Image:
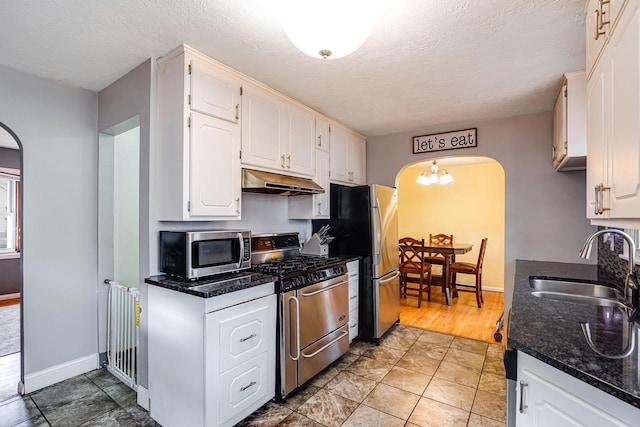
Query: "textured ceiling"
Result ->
[[0, 0, 586, 137]]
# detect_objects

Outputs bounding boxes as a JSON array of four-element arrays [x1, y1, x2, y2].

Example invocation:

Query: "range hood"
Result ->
[[242, 169, 325, 196]]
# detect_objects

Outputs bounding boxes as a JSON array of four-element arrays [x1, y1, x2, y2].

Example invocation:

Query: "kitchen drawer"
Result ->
[[348, 309, 358, 342], [217, 352, 273, 427], [208, 295, 276, 373], [348, 290, 359, 312]]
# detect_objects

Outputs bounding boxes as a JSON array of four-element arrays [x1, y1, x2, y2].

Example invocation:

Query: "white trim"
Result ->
[[482, 286, 504, 293], [137, 385, 150, 410], [0, 252, 20, 260], [22, 353, 99, 394], [0, 292, 19, 301]]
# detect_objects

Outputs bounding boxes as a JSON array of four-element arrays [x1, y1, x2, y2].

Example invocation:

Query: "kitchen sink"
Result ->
[[529, 277, 628, 309]]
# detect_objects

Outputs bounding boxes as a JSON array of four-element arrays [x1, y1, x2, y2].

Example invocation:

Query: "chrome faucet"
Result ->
[[579, 228, 639, 359], [579, 229, 639, 303]]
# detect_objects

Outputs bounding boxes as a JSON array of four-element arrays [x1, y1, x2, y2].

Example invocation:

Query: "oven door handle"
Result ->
[[299, 280, 348, 297], [301, 329, 349, 358], [288, 295, 300, 361], [236, 232, 245, 268]]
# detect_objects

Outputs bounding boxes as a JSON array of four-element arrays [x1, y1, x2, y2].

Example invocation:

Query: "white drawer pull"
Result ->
[[240, 381, 257, 392], [239, 333, 257, 342]]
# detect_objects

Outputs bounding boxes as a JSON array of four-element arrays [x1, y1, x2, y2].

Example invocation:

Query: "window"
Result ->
[[0, 174, 20, 254]]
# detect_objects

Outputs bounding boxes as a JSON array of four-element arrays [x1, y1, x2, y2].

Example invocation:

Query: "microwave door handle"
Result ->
[[237, 232, 244, 268]]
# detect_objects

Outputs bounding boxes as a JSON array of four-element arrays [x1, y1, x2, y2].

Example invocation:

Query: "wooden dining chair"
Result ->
[[448, 238, 488, 308], [399, 237, 432, 308], [424, 233, 453, 288]]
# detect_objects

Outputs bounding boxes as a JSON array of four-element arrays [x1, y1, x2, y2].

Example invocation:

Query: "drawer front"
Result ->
[[349, 309, 358, 342], [218, 352, 274, 426], [348, 290, 359, 312], [299, 324, 350, 386], [211, 295, 276, 373]]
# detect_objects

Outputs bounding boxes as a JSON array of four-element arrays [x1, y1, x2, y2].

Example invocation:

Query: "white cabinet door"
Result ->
[[350, 133, 366, 184], [316, 117, 330, 152], [190, 112, 241, 218], [189, 57, 241, 124], [515, 352, 639, 427], [286, 104, 315, 176], [315, 149, 330, 218], [330, 125, 351, 184], [586, 59, 608, 219], [330, 124, 366, 185], [609, 3, 640, 217], [241, 84, 285, 171]]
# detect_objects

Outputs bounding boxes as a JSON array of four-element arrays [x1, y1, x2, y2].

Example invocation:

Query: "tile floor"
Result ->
[[239, 325, 506, 427], [0, 325, 506, 427]]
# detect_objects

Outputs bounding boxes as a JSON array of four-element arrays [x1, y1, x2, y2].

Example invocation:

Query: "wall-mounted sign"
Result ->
[[413, 128, 477, 154]]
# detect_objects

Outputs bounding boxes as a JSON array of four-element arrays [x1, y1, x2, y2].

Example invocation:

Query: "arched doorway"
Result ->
[[0, 122, 23, 402], [396, 155, 506, 342]]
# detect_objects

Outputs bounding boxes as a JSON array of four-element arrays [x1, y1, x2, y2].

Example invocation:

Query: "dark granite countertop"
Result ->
[[509, 260, 640, 409], [145, 271, 277, 298]]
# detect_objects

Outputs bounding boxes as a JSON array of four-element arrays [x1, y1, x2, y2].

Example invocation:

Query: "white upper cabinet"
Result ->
[[241, 82, 315, 177], [552, 71, 587, 171], [586, 0, 628, 77], [189, 57, 241, 123], [586, 0, 640, 221], [288, 148, 330, 219], [157, 46, 242, 221], [316, 117, 330, 152], [330, 123, 366, 185]]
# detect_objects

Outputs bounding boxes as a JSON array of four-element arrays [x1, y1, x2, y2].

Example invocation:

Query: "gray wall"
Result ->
[[366, 112, 597, 309], [98, 59, 155, 389], [0, 147, 20, 169], [0, 258, 19, 295], [0, 66, 99, 376]]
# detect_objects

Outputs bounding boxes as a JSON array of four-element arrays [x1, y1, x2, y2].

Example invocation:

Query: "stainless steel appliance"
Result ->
[[159, 230, 251, 280], [251, 233, 349, 400], [312, 183, 400, 341]]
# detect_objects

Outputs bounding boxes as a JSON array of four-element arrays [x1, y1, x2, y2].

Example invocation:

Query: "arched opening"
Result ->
[[0, 121, 23, 401], [396, 155, 506, 342]]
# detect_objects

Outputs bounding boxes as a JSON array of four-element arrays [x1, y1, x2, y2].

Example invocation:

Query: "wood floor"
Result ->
[[399, 286, 505, 344]]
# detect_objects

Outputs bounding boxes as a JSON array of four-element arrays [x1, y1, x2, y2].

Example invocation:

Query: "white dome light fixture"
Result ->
[[282, 0, 371, 60]]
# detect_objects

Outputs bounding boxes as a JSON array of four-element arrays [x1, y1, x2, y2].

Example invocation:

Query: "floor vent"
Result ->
[[106, 280, 139, 391]]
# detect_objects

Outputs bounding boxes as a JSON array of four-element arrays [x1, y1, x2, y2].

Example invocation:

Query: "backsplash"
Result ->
[[597, 226, 629, 292]]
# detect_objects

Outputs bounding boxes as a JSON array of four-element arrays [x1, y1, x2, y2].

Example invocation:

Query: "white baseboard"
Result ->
[[137, 385, 150, 410], [23, 353, 99, 394], [483, 286, 504, 293]]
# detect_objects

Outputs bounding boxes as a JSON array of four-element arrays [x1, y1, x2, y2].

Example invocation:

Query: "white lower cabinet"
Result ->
[[515, 352, 640, 427], [347, 260, 359, 342], [148, 285, 276, 427]]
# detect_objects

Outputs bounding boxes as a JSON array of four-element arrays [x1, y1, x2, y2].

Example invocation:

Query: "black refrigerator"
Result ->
[[312, 183, 399, 342]]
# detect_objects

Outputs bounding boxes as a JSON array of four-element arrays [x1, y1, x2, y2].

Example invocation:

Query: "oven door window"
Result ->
[[192, 238, 240, 268]]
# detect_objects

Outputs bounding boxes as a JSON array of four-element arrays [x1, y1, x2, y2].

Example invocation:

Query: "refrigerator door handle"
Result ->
[[379, 270, 400, 284], [373, 197, 383, 264]]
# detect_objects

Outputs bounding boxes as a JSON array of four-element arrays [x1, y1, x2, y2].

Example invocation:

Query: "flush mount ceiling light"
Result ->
[[417, 160, 454, 186], [282, 0, 371, 59]]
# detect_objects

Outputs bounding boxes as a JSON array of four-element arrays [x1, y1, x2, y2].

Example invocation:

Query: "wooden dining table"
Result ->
[[417, 241, 474, 306]]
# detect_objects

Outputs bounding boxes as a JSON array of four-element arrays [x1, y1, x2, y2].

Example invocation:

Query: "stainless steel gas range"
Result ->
[[251, 233, 349, 401]]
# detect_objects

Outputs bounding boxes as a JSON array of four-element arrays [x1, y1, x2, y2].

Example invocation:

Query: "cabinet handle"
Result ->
[[288, 295, 300, 361], [598, 0, 610, 29], [318, 135, 322, 147], [281, 154, 285, 168], [595, 10, 606, 40], [287, 154, 291, 168], [239, 333, 256, 342], [519, 380, 528, 413], [594, 185, 600, 215], [317, 202, 321, 214], [236, 198, 240, 214], [350, 295, 358, 300], [235, 104, 240, 121], [240, 381, 256, 392]]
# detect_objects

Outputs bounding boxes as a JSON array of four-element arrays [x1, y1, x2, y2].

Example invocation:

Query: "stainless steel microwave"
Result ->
[[159, 230, 251, 280]]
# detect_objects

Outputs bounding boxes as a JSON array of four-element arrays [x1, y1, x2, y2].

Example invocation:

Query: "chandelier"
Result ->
[[416, 160, 454, 185], [282, 0, 371, 60]]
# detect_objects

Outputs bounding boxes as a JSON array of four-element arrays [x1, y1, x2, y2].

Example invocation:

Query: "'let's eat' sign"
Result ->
[[413, 128, 477, 154]]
